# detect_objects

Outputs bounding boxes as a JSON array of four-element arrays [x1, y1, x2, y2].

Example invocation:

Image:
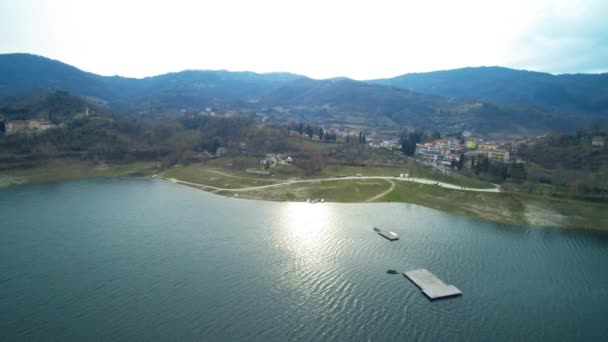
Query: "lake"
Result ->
[[1, 178, 607, 341]]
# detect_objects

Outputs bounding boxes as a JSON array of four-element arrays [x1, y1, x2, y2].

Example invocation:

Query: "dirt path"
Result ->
[[164, 175, 500, 193], [397, 177, 500, 192], [207, 169, 283, 182], [365, 179, 396, 202]]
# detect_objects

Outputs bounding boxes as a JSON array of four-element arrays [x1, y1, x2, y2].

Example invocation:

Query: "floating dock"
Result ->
[[404, 269, 462, 300], [378, 230, 399, 241], [373, 227, 399, 241]]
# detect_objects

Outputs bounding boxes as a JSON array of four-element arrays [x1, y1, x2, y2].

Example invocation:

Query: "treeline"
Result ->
[[2, 116, 176, 162], [286, 122, 367, 144], [516, 127, 608, 195], [519, 128, 607, 171], [0, 113, 298, 168], [467, 155, 527, 181], [0, 90, 97, 123], [0, 92, 354, 175]]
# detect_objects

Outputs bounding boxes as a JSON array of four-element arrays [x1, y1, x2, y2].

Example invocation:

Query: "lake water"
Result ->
[[1, 179, 607, 341]]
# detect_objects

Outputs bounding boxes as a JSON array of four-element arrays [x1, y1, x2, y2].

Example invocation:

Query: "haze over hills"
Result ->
[[0, 53, 116, 101], [0, 53, 303, 106], [259, 77, 586, 135], [0, 53, 605, 136], [368, 67, 608, 116]]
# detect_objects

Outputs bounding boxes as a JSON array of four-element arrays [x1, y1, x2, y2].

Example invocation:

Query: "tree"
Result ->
[[458, 153, 465, 170], [456, 131, 463, 142], [400, 130, 423, 156], [296, 153, 327, 175], [401, 140, 412, 156], [431, 131, 441, 141], [210, 136, 223, 153], [298, 122, 304, 135], [346, 133, 350, 144], [307, 154, 327, 175], [510, 162, 527, 182], [305, 125, 313, 139], [481, 157, 490, 173], [319, 128, 324, 141]]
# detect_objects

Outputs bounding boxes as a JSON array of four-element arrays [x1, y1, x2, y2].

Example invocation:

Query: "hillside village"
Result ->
[[414, 138, 513, 164]]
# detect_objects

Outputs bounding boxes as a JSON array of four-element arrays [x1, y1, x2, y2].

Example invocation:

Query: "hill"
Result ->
[[0, 53, 303, 108], [259, 78, 584, 136], [0, 54, 115, 100], [0, 54, 601, 135], [0, 90, 100, 123], [368, 67, 608, 116], [111, 69, 303, 108]]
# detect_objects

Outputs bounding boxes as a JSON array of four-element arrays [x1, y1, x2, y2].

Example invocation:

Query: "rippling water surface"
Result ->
[[1, 179, 607, 341]]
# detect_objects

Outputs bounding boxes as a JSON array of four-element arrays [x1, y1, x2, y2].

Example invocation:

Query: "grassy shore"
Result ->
[[161, 161, 607, 231], [2, 158, 606, 231], [0, 159, 159, 187]]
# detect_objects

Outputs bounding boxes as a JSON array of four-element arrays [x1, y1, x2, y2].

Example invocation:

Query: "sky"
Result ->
[[0, 0, 607, 79]]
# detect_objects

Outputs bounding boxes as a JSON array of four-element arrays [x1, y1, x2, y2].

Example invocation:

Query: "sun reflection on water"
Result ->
[[283, 202, 333, 248]]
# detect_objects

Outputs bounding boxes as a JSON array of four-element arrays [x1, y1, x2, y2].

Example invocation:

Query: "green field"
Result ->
[[319, 164, 492, 188], [223, 179, 393, 202], [161, 163, 281, 189]]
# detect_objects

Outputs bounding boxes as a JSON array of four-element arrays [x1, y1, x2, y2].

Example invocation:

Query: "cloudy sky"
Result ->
[[0, 0, 606, 79]]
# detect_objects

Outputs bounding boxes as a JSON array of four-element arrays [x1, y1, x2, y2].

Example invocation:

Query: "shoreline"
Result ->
[[157, 175, 607, 232], [1, 160, 606, 231]]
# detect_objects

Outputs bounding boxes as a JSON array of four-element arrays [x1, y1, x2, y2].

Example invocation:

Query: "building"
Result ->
[[368, 141, 382, 149], [473, 149, 510, 163], [436, 139, 460, 149], [419, 150, 442, 163], [4, 120, 30, 134], [592, 136, 605, 147], [477, 143, 497, 151], [466, 140, 477, 149], [215, 147, 226, 157], [415, 139, 462, 161], [4, 119, 55, 135], [380, 139, 400, 150]]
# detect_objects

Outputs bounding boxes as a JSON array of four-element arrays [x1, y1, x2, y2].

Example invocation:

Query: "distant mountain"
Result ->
[[368, 67, 608, 115], [0, 54, 116, 100], [113, 69, 303, 108], [260, 78, 584, 135], [0, 54, 601, 135], [0, 53, 303, 107]]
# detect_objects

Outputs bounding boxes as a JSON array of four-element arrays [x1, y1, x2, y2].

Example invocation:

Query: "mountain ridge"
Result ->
[[0, 53, 605, 136], [368, 66, 608, 115]]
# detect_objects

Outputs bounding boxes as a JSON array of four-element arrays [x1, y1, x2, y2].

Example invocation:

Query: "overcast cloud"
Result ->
[[0, 0, 606, 79]]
